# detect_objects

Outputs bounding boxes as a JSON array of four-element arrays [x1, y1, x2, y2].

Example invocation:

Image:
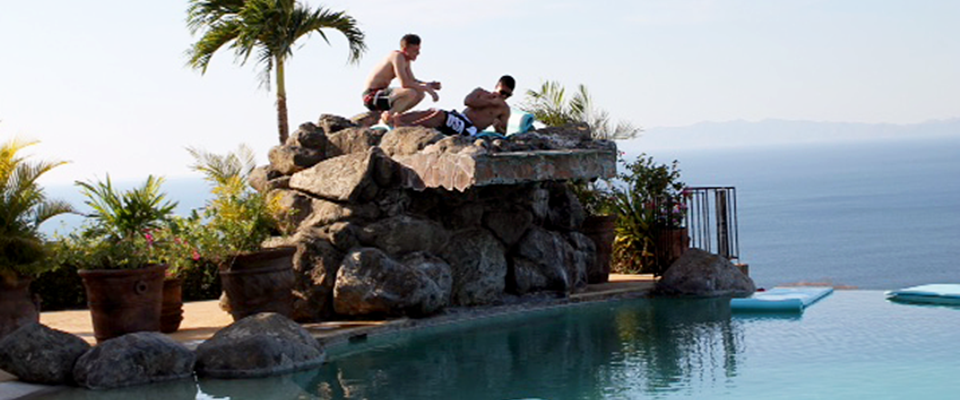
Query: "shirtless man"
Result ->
[[362, 34, 441, 123], [395, 75, 515, 136]]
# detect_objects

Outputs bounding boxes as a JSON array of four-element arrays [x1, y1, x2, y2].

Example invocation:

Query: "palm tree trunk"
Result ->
[[276, 58, 289, 144]]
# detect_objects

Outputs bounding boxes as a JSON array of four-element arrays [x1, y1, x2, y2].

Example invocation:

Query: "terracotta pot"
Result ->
[[581, 215, 618, 284], [219, 247, 296, 321], [78, 264, 166, 343], [161, 278, 184, 333], [0, 275, 39, 339], [655, 227, 690, 276]]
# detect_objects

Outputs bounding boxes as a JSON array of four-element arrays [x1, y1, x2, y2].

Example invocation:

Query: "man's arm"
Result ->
[[464, 88, 504, 108], [493, 107, 511, 134], [392, 53, 439, 100]]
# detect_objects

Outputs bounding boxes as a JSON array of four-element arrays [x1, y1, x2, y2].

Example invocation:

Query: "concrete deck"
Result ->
[[0, 274, 655, 397]]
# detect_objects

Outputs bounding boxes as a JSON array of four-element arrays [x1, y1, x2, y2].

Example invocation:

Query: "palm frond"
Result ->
[[187, 145, 257, 187]]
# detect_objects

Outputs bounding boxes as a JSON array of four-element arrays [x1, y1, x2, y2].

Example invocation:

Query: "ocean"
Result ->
[[643, 136, 960, 290], [40, 136, 960, 291]]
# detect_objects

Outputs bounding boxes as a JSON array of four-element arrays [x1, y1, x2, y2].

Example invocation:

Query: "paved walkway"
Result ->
[[0, 274, 655, 397]]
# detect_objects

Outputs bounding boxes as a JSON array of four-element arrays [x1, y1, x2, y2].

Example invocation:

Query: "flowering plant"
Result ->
[[49, 224, 161, 270]]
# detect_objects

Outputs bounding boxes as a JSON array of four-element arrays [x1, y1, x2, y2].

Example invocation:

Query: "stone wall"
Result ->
[[255, 114, 617, 322]]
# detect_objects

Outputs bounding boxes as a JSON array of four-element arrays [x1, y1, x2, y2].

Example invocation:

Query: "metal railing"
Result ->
[[683, 186, 740, 262]]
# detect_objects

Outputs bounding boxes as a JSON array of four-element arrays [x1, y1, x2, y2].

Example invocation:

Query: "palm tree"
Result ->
[[521, 81, 642, 141], [0, 137, 74, 278], [186, 0, 366, 143]]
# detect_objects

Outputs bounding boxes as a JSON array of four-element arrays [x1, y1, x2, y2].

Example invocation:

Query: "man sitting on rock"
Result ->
[[362, 33, 441, 124], [394, 75, 515, 136]]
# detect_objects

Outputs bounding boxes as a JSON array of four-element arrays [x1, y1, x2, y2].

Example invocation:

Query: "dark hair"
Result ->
[[498, 75, 516, 91], [401, 34, 421, 47]]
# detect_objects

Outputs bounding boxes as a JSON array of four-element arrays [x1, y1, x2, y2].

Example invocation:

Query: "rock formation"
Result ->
[[258, 115, 617, 321]]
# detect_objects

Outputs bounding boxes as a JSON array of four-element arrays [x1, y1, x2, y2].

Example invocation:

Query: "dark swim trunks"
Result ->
[[437, 110, 478, 136], [362, 87, 393, 111]]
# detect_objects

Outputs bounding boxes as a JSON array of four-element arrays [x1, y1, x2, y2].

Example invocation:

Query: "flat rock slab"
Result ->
[[395, 149, 616, 192]]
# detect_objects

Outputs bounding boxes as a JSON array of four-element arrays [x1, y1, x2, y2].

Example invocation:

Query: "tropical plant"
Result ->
[[608, 154, 686, 274], [75, 175, 177, 240], [186, 146, 284, 266], [61, 175, 178, 270], [0, 137, 74, 280], [521, 80, 641, 141], [186, 0, 367, 143]]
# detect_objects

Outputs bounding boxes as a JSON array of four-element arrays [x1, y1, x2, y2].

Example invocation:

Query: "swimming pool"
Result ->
[[33, 291, 960, 399]]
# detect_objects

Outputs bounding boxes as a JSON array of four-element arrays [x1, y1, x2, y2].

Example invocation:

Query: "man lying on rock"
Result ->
[[393, 75, 515, 136]]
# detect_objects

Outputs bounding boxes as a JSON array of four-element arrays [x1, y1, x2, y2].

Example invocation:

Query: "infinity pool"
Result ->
[[35, 291, 960, 399]]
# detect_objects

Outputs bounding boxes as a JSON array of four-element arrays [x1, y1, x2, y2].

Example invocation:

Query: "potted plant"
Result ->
[[187, 146, 294, 321], [571, 180, 618, 284], [61, 175, 177, 342], [0, 138, 74, 338], [151, 216, 203, 333], [608, 154, 689, 276]]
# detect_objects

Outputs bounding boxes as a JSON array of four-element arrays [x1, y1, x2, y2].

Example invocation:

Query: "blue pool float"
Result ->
[[885, 284, 960, 305], [731, 287, 834, 313]]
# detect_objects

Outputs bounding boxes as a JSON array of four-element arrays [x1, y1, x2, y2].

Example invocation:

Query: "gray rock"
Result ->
[[268, 145, 325, 175], [73, 332, 195, 390], [357, 215, 450, 257], [510, 227, 578, 294], [564, 232, 594, 291], [529, 186, 551, 223], [272, 189, 379, 232], [286, 122, 328, 152], [195, 313, 324, 379], [349, 110, 382, 128], [545, 182, 586, 231], [440, 228, 507, 306], [316, 114, 356, 136], [483, 207, 534, 247], [655, 248, 756, 297], [249, 164, 283, 193], [375, 189, 411, 218], [333, 248, 451, 317], [310, 222, 362, 252], [289, 148, 383, 203], [0, 323, 90, 385], [379, 127, 445, 157], [325, 127, 384, 157], [290, 233, 344, 322]]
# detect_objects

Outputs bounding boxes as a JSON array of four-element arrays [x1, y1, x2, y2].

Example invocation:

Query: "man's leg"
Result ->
[[384, 88, 426, 123], [394, 109, 444, 128]]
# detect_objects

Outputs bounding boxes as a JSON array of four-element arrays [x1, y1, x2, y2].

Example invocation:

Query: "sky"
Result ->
[[1, 0, 958, 184]]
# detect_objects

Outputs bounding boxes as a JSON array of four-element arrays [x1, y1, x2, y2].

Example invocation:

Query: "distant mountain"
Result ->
[[618, 118, 960, 153]]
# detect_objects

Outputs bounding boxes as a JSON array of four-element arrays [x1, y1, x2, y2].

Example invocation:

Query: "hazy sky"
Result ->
[[2, 0, 958, 184]]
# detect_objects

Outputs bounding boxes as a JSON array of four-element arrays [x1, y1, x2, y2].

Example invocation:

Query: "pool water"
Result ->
[[34, 291, 960, 399]]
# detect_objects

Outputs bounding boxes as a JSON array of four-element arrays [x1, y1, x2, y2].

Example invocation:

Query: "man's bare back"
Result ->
[[463, 88, 511, 133]]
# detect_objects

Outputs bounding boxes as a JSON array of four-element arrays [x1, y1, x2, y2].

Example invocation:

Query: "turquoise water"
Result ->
[[34, 291, 960, 399]]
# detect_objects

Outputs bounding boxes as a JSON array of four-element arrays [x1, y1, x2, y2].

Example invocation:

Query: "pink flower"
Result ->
[[144, 233, 154, 245], [192, 250, 201, 261]]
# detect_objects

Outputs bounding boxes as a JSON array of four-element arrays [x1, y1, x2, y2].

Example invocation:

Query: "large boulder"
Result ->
[[509, 227, 580, 294], [379, 127, 445, 157], [290, 233, 345, 322], [0, 323, 90, 385], [269, 145, 325, 175], [73, 332, 195, 390], [333, 248, 452, 317], [655, 248, 756, 297], [272, 189, 379, 232], [290, 147, 385, 203], [325, 127, 384, 158], [357, 215, 450, 257], [440, 228, 507, 306], [286, 122, 328, 152], [349, 110, 382, 128], [564, 232, 595, 290], [316, 114, 357, 135], [195, 313, 324, 379]]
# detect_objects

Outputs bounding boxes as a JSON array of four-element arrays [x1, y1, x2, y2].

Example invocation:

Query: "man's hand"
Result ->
[[427, 81, 442, 90], [427, 88, 439, 102]]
